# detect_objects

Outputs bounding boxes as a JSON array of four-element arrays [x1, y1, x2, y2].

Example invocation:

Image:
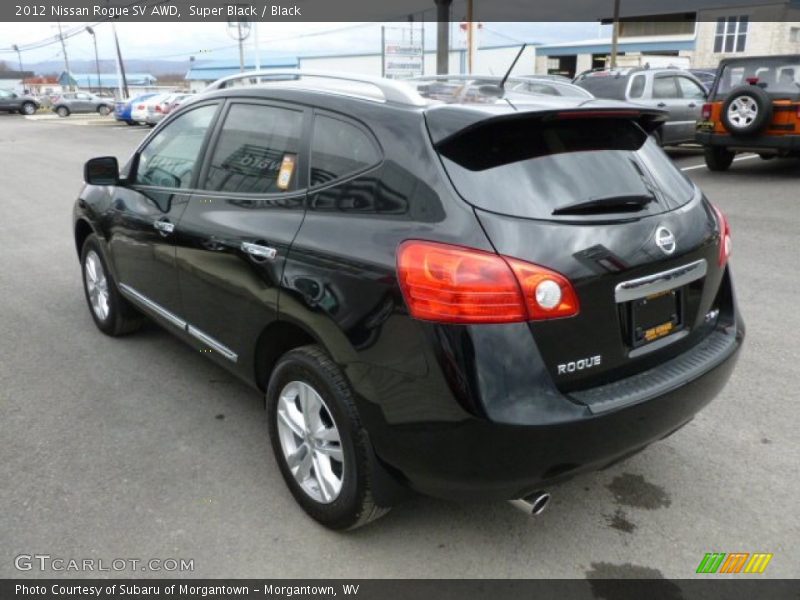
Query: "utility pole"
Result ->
[[11, 44, 25, 91], [434, 0, 452, 75], [609, 0, 621, 69], [111, 21, 129, 98], [56, 21, 74, 90], [86, 26, 101, 94], [466, 0, 474, 74], [238, 21, 245, 72], [253, 20, 260, 70]]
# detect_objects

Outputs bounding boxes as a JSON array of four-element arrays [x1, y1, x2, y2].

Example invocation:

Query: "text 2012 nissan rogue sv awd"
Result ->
[[73, 72, 743, 530]]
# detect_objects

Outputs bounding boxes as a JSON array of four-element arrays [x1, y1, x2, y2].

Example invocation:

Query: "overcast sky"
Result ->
[[0, 21, 605, 68]]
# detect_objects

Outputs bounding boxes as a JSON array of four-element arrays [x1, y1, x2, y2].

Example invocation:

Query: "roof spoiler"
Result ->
[[428, 105, 668, 146]]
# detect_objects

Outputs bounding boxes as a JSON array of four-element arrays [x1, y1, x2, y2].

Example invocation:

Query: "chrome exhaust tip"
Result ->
[[509, 491, 550, 516]]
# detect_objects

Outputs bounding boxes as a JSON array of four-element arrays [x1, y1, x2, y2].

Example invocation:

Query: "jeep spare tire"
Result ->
[[721, 85, 772, 136]]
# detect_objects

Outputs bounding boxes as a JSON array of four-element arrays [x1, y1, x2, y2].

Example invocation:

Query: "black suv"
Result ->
[[73, 72, 743, 530]]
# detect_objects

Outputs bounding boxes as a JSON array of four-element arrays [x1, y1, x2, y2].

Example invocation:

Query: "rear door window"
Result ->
[[435, 117, 695, 221], [677, 77, 707, 100], [203, 103, 304, 194], [652, 76, 679, 99], [310, 114, 381, 186]]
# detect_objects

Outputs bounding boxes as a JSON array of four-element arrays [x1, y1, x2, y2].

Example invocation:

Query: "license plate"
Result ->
[[631, 289, 682, 347], [696, 120, 715, 131]]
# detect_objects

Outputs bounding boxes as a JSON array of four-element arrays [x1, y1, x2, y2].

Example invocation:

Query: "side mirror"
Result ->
[[84, 156, 120, 186]]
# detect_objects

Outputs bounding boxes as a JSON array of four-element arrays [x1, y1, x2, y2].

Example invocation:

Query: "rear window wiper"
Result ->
[[552, 194, 655, 216]]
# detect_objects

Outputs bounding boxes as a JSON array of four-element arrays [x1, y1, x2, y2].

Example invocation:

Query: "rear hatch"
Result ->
[[426, 105, 730, 391]]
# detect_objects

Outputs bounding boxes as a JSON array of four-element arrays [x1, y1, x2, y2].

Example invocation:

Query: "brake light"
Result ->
[[396, 240, 579, 324], [155, 105, 163, 113], [702, 103, 712, 120], [137, 104, 144, 109], [712, 205, 731, 267]]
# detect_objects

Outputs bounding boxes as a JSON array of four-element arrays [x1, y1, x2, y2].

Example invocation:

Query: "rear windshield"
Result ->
[[436, 117, 695, 221], [715, 57, 800, 98]]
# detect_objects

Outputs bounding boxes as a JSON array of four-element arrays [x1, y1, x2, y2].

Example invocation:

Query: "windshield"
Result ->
[[715, 57, 800, 98], [436, 117, 695, 221]]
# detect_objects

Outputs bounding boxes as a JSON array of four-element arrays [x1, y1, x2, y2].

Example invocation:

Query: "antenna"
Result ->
[[499, 43, 526, 90]]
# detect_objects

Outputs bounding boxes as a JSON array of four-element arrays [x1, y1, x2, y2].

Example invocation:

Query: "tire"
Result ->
[[80, 234, 143, 336], [97, 105, 110, 116], [20, 102, 36, 116], [56, 106, 70, 118], [704, 146, 735, 171], [266, 345, 390, 530], [125, 120, 136, 126], [721, 85, 772, 136]]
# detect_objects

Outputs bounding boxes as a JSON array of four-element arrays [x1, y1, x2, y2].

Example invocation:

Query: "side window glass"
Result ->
[[677, 77, 706, 100], [204, 103, 303, 194], [629, 75, 646, 99], [310, 115, 380, 186], [135, 104, 217, 189], [652, 76, 678, 99]]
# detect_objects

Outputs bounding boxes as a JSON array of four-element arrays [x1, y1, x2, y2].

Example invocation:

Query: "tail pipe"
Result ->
[[509, 491, 550, 516]]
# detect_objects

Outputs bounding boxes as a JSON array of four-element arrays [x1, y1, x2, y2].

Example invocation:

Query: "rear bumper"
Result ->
[[696, 131, 800, 151], [365, 320, 743, 502]]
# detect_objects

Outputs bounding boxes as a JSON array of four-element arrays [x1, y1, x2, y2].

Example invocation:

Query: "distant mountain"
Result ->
[[28, 58, 191, 77]]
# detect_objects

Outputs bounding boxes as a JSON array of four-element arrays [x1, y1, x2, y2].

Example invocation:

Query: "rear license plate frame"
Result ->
[[629, 288, 684, 348]]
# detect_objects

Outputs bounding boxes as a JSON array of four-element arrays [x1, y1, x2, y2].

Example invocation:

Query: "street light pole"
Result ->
[[610, 0, 621, 69], [434, 0, 452, 75], [86, 27, 102, 94], [56, 21, 74, 91]]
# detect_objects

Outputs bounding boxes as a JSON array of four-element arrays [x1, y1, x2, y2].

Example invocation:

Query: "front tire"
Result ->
[[97, 105, 110, 116], [56, 106, 69, 118], [80, 234, 143, 336], [20, 102, 36, 115], [704, 146, 735, 171], [267, 345, 390, 530]]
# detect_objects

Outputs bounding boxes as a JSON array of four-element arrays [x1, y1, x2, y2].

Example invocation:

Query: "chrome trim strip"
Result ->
[[119, 283, 187, 329], [187, 325, 238, 363], [614, 259, 707, 303], [118, 284, 238, 363]]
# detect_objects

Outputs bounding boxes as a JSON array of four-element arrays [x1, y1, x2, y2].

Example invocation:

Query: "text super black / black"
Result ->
[[73, 72, 744, 529]]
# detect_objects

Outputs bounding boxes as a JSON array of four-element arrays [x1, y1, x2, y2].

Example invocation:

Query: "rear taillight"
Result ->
[[396, 240, 579, 324], [712, 205, 731, 267], [155, 105, 163, 113], [137, 104, 144, 109], [702, 103, 712, 120], [796, 104, 800, 119]]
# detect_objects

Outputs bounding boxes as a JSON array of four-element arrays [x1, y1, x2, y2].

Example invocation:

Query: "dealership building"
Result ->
[[537, 3, 800, 76]]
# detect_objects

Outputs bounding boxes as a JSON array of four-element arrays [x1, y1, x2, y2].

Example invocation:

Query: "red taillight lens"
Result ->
[[137, 104, 144, 109], [396, 241, 579, 324], [712, 205, 731, 266], [702, 103, 712, 120]]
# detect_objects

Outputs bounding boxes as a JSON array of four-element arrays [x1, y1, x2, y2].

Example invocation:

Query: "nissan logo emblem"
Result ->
[[655, 227, 676, 255]]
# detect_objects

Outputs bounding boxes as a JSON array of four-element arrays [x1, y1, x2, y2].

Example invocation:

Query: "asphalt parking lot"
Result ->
[[1, 112, 798, 579]]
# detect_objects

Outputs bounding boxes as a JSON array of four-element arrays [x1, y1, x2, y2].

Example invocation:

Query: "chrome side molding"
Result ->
[[614, 259, 707, 304], [118, 284, 238, 363]]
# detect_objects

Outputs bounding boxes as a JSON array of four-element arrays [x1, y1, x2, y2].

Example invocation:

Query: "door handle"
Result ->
[[688, 103, 697, 108], [656, 102, 667, 108], [153, 220, 174, 235], [241, 241, 277, 261]]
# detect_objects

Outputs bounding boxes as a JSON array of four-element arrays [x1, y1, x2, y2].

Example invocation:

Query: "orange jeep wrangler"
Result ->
[[696, 55, 800, 171]]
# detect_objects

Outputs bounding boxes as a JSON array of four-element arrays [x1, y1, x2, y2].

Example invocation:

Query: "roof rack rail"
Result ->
[[203, 69, 428, 106]]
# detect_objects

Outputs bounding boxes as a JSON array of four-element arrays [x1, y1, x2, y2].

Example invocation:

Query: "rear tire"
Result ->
[[266, 345, 390, 530], [125, 120, 136, 126], [97, 105, 110, 116], [80, 234, 143, 336], [56, 106, 69, 118], [20, 102, 36, 116], [704, 146, 735, 171]]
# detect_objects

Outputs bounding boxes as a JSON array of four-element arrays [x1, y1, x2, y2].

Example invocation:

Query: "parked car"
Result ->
[[688, 69, 718, 92], [575, 67, 708, 145], [51, 92, 114, 117], [696, 54, 800, 170], [73, 71, 743, 530], [163, 92, 194, 115], [0, 89, 41, 115], [410, 75, 593, 103], [130, 93, 170, 125], [114, 93, 158, 126], [144, 92, 194, 126]]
